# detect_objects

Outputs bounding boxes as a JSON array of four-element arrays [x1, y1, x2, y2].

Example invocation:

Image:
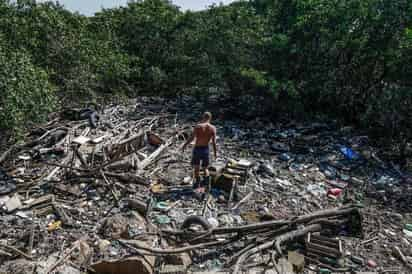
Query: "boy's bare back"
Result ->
[[194, 123, 216, 147]]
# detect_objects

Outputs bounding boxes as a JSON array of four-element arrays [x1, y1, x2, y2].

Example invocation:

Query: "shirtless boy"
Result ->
[[182, 112, 217, 188]]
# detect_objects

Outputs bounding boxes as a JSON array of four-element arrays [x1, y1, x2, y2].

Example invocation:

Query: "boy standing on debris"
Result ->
[[182, 112, 217, 188]]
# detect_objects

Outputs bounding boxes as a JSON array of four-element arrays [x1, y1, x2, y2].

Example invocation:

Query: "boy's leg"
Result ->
[[201, 151, 210, 187], [192, 149, 201, 188], [194, 165, 201, 186]]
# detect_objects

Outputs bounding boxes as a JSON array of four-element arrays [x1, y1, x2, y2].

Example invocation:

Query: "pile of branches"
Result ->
[[122, 205, 363, 273]]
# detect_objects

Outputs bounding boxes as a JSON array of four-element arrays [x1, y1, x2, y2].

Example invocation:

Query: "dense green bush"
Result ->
[[0, 0, 410, 155], [0, 41, 56, 137]]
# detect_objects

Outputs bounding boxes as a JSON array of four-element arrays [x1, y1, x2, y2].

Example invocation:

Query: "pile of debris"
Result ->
[[0, 97, 411, 274]]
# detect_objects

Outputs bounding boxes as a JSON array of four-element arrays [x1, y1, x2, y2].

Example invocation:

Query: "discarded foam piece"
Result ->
[[4, 194, 22, 212]]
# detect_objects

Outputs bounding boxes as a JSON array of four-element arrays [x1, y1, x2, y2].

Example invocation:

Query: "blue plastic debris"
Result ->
[[339, 146, 360, 160]]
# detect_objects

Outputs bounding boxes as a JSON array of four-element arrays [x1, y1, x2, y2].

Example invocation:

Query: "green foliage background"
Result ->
[[0, 38, 56, 137], [0, 0, 411, 146]]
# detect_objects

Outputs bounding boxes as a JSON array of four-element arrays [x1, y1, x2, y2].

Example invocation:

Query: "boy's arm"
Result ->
[[182, 127, 196, 151], [212, 127, 217, 159]]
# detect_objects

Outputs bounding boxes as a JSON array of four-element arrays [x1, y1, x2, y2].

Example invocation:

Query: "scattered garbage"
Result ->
[[47, 220, 62, 232], [0, 168, 17, 195], [367, 259, 377, 268], [339, 146, 360, 160], [0, 96, 410, 273], [327, 188, 343, 197]]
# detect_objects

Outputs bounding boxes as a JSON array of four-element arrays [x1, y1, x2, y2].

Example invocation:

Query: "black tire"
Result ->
[[181, 215, 211, 231]]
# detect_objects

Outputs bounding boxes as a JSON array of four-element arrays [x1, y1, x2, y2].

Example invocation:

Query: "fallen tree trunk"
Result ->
[[162, 205, 360, 236], [120, 238, 233, 254]]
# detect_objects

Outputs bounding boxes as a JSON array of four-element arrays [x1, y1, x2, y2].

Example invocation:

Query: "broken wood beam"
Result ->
[[0, 243, 33, 260], [22, 195, 55, 210], [138, 141, 171, 171], [120, 238, 233, 255], [104, 172, 149, 186]]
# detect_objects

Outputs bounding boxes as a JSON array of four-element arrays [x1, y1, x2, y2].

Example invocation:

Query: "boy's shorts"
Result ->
[[192, 146, 209, 167]]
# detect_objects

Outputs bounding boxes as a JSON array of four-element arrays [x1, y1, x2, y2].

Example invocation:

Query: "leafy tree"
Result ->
[[0, 39, 56, 137], [0, 0, 410, 161]]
